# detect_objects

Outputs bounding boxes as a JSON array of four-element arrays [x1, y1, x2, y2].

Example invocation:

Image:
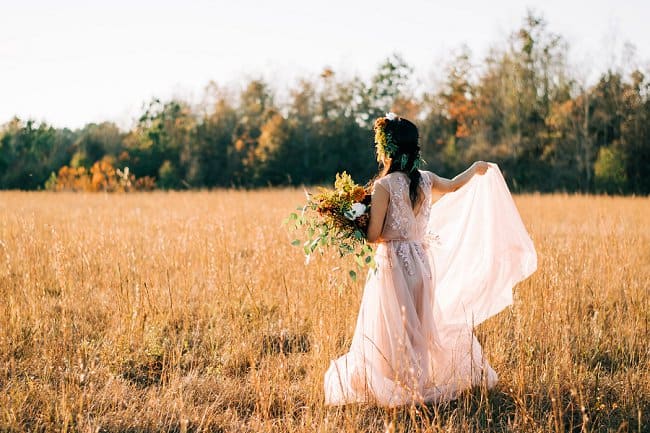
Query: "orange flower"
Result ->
[[351, 186, 366, 202]]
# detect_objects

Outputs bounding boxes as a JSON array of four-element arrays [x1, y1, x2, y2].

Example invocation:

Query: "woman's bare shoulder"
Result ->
[[373, 175, 391, 192]]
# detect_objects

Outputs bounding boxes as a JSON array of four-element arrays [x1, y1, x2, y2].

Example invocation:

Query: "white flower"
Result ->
[[344, 202, 367, 220], [385, 112, 398, 121], [352, 202, 366, 215]]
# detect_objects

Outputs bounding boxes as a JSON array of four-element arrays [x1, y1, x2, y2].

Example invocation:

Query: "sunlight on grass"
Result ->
[[0, 190, 648, 432]]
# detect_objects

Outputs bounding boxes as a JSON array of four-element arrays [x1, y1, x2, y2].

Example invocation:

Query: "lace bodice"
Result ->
[[374, 170, 433, 242]]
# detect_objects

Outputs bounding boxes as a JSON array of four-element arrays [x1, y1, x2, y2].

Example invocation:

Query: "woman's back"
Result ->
[[373, 170, 433, 242]]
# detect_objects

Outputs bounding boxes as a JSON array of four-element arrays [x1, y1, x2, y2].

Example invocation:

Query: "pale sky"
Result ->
[[1, 0, 648, 130]]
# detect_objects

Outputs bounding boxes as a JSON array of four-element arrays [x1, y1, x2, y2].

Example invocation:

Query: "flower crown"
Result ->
[[374, 114, 399, 161], [374, 112, 426, 172]]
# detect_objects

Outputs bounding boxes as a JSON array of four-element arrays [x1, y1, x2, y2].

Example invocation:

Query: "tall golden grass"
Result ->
[[0, 190, 648, 432]]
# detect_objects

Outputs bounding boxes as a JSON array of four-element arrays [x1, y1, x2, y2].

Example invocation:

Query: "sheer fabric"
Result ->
[[324, 163, 537, 407]]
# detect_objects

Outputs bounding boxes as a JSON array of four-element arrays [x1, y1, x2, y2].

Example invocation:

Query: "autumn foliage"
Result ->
[[46, 158, 156, 192], [0, 12, 648, 194]]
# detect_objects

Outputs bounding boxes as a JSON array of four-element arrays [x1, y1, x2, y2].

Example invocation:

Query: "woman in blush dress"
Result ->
[[324, 113, 537, 407]]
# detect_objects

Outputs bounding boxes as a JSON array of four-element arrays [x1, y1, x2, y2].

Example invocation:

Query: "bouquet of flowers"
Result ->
[[284, 172, 375, 280]]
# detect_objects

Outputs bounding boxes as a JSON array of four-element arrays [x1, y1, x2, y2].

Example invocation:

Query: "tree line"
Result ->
[[1, 13, 648, 194]]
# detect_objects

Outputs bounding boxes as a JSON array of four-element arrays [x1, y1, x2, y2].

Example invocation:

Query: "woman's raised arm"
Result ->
[[431, 161, 489, 194]]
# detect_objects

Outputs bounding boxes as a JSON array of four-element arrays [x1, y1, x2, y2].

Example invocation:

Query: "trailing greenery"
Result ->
[[284, 171, 374, 281], [1, 12, 648, 194]]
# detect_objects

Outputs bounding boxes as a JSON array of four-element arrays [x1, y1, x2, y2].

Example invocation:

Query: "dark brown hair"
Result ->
[[373, 116, 422, 207]]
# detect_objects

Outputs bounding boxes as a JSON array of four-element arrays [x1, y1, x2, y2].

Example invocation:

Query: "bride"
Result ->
[[324, 114, 537, 407]]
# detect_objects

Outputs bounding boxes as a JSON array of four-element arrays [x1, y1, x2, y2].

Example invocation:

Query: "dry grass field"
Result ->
[[0, 190, 649, 432]]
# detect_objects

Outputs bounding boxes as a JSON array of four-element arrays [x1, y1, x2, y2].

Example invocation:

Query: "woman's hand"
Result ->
[[473, 161, 489, 175], [431, 161, 490, 194]]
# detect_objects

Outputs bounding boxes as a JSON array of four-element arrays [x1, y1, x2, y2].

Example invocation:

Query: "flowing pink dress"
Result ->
[[324, 163, 537, 407]]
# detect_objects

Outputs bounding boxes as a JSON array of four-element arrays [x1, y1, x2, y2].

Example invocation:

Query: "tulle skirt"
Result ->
[[324, 240, 498, 407]]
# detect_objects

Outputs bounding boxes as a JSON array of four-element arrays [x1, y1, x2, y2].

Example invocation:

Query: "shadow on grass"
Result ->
[[325, 385, 647, 433]]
